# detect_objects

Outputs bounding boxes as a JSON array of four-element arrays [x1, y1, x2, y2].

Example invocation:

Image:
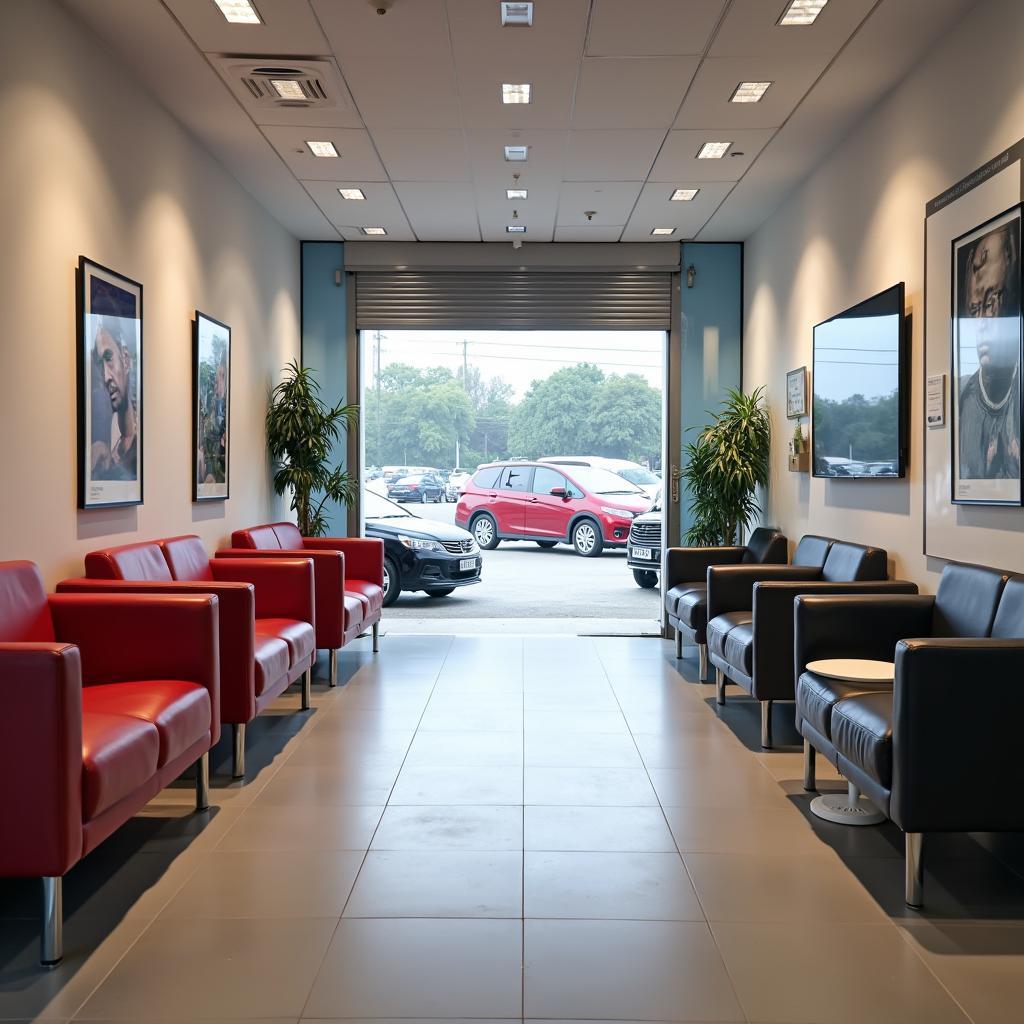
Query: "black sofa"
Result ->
[[664, 527, 787, 680], [795, 563, 1024, 907], [706, 535, 917, 748]]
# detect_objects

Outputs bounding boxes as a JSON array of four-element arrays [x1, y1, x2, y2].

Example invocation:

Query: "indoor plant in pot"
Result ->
[[682, 386, 771, 546], [266, 360, 359, 537]]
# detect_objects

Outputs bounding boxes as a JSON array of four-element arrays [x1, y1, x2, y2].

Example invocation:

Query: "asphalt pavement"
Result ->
[[382, 499, 661, 622]]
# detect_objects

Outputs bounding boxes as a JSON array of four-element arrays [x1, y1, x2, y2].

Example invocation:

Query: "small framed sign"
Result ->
[[926, 373, 946, 428], [786, 366, 807, 419]]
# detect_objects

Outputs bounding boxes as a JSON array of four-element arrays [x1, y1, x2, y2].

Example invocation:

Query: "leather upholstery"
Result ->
[[722, 617, 754, 676], [160, 535, 215, 582], [992, 576, 1024, 638], [0, 560, 55, 641], [821, 542, 887, 582], [84, 542, 173, 582], [707, 611, 752, 663], [253, 634, 290, 696], [792, 535, 832, 568], [256, 618, 315, 668], [343, 593, 367, 632], [81, 712, 160, 820], [674, 585, 708, 631], [744, 528, 787, 565], [273, 523, 305, 548], [794, 672, 880, 740], [831, 691, 893, 788], [348, 579, 384, 616], [932, 562, 1007, 637]]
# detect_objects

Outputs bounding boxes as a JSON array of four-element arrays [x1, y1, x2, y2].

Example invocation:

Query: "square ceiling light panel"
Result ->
[[778, 0, 829, 25], [500, 2, 533, 26]]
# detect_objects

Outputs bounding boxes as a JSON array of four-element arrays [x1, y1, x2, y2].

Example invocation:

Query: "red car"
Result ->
[[455, 461, 651, 557]]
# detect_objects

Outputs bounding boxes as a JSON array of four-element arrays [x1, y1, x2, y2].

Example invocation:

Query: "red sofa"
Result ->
[[223, 522, 384, 686], [0, 561, 219, 967], [58, 534, 316, 779]]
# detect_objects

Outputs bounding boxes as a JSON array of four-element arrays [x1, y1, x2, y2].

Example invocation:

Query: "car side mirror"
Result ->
[[550, 487, 568, 499]]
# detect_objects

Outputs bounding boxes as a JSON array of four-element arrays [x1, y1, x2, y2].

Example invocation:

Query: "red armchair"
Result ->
[[0, 561, 219, 966], [58, 534, 315, 779], [224, 522, 384, 686]]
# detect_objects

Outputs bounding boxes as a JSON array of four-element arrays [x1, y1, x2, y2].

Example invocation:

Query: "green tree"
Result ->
[[508, 363, 605, 457], [585, 374, 661, 463]]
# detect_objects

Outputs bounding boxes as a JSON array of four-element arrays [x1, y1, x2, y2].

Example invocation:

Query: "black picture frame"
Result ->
[[192, 311, 231, 502], [950, 204, 1023, 506], [77, 256, 143, 509]]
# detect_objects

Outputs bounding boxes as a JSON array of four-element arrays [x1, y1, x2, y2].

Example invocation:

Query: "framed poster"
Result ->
[[77, 257, 143, 509], [786, 366, 807, 419], [951, 204, 1023, 505], [193, 311, 231, 501]]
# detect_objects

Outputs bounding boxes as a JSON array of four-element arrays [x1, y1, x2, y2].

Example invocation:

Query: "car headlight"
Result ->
[[398, 535, 444, 552], [600, 506, 635, 518]]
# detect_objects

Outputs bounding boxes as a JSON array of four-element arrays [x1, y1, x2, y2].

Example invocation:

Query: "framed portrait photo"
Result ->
[[951, 204, 1023, 505], [193, 311, 231, 501], [786, 366, 808, 419], [77, 257, 143, 509]]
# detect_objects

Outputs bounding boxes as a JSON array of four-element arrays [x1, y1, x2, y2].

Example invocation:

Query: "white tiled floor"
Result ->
[[4, 632, 1024, 1022]]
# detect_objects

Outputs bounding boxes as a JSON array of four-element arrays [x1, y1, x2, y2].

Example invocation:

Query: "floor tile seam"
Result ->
[[295, 635, 453, 1022]]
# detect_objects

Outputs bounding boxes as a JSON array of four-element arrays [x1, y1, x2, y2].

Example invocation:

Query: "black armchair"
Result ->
[[794, 564, 1024, 906], [706, 537, 916, 748], [664, 526, 786, 680]]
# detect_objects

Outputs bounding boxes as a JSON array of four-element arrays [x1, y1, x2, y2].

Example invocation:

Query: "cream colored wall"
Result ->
[[0, 1, 300, 586], [744, 0, 1024, 591]]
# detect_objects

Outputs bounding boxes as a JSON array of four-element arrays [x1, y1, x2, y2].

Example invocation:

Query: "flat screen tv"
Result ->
[[812, 283, 908, 479]]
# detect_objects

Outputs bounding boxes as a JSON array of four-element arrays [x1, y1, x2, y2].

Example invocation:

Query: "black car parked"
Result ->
[[387, 473, 446, 503], [365, 492, 483, 606], [626, 508, 661, 588]]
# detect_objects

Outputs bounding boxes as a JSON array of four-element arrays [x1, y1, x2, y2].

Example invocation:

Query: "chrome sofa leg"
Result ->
[[715, 668, 726, 706], [803, 738, 817, 791], [301, 668, 312, 710], [329, 648, 338, 688], [906, 832, 924, 908], [760, 700, 773, 749], [40, 876, 62, 967], [674, 629, 683, 659], [372, 621, 380, 653], [232, 723, 246, 779], [698, 643, 708, 681], [195, 751, 210, 811]]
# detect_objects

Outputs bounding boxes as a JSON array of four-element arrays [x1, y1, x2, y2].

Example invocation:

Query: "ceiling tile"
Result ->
[[456, 59, 578, 131], [162, 0, 329, 54], [261, 126, 387, 181], [371, 129, 472, 182], [572, 57, 700, 129], [311, 0, 452, 57], [393, 182, 481, 241], [554, 225, 626, 242], [465, 129, 569, 184], [625, 180, 735, 239], [586, 0, 727, 56], [564, 130, 666, 181], [446, 0, 590, 63], [674, 55, 827, 130], [557, 182, 643, 226], [649, 129, 774, 182], [710, 0, 878, 58], [339, 55, 462, 129], [303, 180, 413, 238]]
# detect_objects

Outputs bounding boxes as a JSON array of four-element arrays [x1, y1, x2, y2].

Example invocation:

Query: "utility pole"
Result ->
[[462, 339, 469, 390]]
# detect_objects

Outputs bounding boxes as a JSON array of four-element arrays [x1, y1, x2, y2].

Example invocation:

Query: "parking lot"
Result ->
[[382, 499, 661, 624]]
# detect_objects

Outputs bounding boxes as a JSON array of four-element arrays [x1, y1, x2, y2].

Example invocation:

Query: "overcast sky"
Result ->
[[363, 329, 664, 400]]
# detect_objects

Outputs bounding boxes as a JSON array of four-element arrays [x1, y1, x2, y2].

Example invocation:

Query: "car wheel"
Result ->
[[471, 513, 501, 550], [425, 587, 455, 598], [572, 519, 604, 557], [632, 569, 659, 589], [536, 540, 558, 549], [382, 557, 401, 607], [421, 491, 428, 503]]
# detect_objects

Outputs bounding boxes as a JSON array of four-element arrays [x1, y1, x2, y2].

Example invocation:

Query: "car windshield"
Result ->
[[365, 492, 416, 519], [395, 475, 422, 484], [567, 466, 645, 496], [617, 466, 659, 486]]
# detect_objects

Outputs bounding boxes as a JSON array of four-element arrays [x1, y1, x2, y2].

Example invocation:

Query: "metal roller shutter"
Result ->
[[354, 271, 672, 330]]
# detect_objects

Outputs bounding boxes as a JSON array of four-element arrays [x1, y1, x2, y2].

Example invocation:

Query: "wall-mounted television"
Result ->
[[812, 282, 908, 479]]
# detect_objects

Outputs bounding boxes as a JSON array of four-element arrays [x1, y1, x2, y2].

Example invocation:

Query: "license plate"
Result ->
[[459, 558, 478, 572], [633, 547, 653, 561]]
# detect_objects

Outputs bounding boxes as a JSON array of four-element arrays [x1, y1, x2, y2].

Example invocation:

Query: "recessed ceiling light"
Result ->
[[697, 141, 731, 159], [778, 0, 829, 25], [506, 225, 527, 233], [338, 188, 366, 200], [506, 188, 529, 200], [361, 227, 387, 236], [307, 140, 338, 158], [651, 228, 676, 236], [269, 79, 305, 100], [502, 83, 532, 104], [504, 145, 529, 161], [212, 0, 261, 24], [500, 2, 533, 26], [730, 81, 772, 103], [670, 188, 700, 201]]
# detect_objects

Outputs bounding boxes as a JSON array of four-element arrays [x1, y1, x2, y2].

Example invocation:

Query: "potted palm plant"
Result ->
[[266, 360, 359, 537], [682, 386, 771, 546]]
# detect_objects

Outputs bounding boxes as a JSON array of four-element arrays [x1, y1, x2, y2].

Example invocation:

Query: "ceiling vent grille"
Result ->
[[211, 58, 350, 118]]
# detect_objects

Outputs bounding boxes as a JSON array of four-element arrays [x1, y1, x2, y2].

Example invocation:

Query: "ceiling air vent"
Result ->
[[211, 57, 352, 122], [240, 65, 329, 107]]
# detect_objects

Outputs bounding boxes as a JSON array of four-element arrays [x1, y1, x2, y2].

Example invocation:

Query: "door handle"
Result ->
[[528, 497, 539, 502], [670, 465, 684, 504]]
